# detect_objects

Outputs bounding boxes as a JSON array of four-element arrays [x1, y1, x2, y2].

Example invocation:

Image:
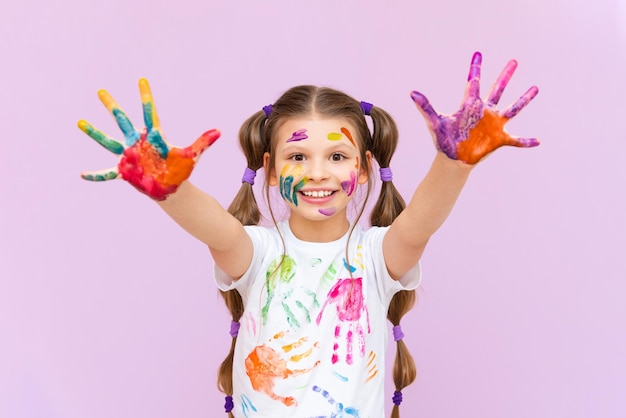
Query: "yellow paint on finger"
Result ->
[[77, 119, 91, 133], [97, 89, 118, 113], [138, 78, 160, 128]]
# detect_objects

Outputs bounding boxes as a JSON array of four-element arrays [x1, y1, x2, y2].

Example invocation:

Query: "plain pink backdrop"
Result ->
[[1, 0, 625, 417]]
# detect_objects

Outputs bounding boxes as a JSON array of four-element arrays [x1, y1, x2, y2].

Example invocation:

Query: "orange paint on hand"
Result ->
[[161, 149, 195, 186], [456, 109, 517, 164]]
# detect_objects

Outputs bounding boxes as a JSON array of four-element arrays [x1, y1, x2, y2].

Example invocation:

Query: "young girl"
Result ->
[[78, 52, 539, 418]]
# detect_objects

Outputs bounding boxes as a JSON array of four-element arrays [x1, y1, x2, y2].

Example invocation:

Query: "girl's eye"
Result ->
[[290, 154, 305, 162], [330, 153, 346, 162]]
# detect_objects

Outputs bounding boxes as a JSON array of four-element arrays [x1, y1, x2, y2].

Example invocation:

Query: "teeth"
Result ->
[[302, 190, 333, 197]]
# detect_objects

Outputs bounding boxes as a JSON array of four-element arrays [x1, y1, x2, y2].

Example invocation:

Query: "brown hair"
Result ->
[[218, 85, 416, 417]]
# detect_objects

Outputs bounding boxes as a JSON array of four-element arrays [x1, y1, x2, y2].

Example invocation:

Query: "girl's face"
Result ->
[[265, 116, 370, 237]]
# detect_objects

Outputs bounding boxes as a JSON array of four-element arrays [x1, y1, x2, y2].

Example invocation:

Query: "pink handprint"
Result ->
[[411, 51, 539, 164], [78, 78, 220, 200], [316, 278, 370, 365]]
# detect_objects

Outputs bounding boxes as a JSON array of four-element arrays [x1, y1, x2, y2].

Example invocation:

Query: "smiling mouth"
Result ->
[[300, 190, 335, 198]]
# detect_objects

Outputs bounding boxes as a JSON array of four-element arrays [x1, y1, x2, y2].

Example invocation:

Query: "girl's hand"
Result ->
[[411, 52, 539, 164], [78, 78, 220, 200]]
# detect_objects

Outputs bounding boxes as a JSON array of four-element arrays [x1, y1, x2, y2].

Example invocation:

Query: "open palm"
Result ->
[[411, 52, 539, 164], [78, 78, 220, 200]]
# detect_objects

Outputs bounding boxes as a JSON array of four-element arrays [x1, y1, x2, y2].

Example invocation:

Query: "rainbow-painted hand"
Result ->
[[78, 79, 220, 200], [411, 52, 539, 164]]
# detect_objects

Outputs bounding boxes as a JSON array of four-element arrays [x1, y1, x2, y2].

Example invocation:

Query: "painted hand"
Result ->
[[78, 78, 220, 200], [411, 52, 539, 164]]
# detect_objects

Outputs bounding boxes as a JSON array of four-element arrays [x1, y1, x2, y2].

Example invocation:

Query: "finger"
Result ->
[[410, 91, 440, 131], [184, 129, 221, 158], [139, 78, 161, 132], [77, 120, 125, 155], [80, 167, 119, 181], [465, 51, 482, 100], [502, 86, 539, 119], [507, 135, 540, 148], [486, 59, 518, 107], [97, 89, 140, 146]]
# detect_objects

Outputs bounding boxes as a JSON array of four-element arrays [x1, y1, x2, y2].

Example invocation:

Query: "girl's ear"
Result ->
[[264, 152, 278, 186], [358, 151, 372, 185]]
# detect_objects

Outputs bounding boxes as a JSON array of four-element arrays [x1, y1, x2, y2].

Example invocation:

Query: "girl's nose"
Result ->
[[307, 159, 330, 182]]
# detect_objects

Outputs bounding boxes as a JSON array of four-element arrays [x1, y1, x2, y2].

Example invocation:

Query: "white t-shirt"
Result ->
[[215, 221, 421, 418]]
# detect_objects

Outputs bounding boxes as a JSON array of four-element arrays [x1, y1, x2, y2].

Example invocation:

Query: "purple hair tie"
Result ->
[[392, 324, 404, 341], [230, 320, 240, 338], [392, 390, 403, 406], [224, 395, 234, 413], [380, 167, 393, 182], [241, 167, 256, 185], [263, 104, 273, 117], [360, 101, 373, 115]]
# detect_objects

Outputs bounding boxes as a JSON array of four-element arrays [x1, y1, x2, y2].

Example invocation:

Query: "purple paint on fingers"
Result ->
[[466, 52, 483, 99], [319, 208, 337, 216], [487, 59, 518, 107], [410, 91, 440, 129], [512, 136, 540, 148], [467, 51, 482, 81], [503, 86, 539, 119], [286, 129, 308, 142]]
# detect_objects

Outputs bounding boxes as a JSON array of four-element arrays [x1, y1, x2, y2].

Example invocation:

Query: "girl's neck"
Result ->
[[288, 215, 350, 243]]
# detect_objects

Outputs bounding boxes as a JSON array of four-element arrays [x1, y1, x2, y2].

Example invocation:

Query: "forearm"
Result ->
[[157, 180, 245, 251], [392, 152, 472, 249]]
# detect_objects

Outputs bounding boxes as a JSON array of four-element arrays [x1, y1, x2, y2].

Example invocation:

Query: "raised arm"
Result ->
[[384, 52, 539, 279], [78, 79, 252, 278]]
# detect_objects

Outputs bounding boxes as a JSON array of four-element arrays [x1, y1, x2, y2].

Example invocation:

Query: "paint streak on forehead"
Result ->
[[340, 127, 356, 147], [286, 129, 308, 143], [327, 127, 356, 147]]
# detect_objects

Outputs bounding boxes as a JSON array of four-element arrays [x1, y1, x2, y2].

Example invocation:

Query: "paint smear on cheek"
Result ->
[[341, 171, 357, 196], [319, 207, 337, 216], [340, 127, 356, 147], [279, 165, 307, 206], [286, 129, 308, 142]]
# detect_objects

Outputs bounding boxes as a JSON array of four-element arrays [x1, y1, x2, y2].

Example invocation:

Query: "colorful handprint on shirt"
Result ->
[[262, 255, 320, 329], [245, 331, 320, 407], [78, 78, 219, 200], [411, 51, 539, 164], [316, 278, 370, 365]]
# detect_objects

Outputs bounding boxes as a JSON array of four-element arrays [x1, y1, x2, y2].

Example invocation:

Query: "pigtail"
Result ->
[[368, 107, 406, 227], [388, 290, 417, 418], [218, 109, 269, 417], [368, 105, 417, 418], [226, 110, 268, 224]]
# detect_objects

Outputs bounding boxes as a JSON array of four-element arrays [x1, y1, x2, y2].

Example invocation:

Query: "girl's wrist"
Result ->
[[434, 151, 475, 174]]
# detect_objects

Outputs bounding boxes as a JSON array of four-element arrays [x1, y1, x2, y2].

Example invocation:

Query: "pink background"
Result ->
[[1, 0, 625, 417]]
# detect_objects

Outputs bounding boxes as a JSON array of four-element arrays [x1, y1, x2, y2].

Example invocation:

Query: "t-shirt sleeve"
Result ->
[[364, 226, 422, 303], [213, 225, 268, 296]]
